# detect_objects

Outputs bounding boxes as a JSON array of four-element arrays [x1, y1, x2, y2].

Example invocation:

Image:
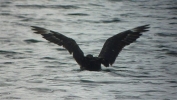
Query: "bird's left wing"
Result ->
[[31, 26, 84, 66], [98, 25, 150, 67]]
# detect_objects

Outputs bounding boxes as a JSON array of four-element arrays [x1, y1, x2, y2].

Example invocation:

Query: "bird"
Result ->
[[31, 24, 150, 71]]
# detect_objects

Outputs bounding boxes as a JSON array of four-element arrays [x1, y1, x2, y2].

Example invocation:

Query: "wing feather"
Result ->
[[99, 25, 150, 67], [31, 26, 84, 66]]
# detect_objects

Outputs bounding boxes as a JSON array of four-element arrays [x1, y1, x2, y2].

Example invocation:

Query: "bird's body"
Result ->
[[81, 55, 102, 71], [31, 25, 150, 71]]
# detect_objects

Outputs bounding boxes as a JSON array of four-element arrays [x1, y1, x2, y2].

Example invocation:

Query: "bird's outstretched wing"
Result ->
[[98, 25, 150, 67], [31, 26, 84, 66]]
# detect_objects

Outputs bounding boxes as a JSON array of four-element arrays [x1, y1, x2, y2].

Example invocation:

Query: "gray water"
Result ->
[[0, 0, 177, 100]]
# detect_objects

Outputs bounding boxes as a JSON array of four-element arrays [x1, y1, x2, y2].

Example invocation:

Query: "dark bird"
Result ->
[[31, 25, 150, 71]]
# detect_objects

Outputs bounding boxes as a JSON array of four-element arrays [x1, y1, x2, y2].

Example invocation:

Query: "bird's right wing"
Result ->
[[31, 26, 84, 66], [98, 25, 150, 67]]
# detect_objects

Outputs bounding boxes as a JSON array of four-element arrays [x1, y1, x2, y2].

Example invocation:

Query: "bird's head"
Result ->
[[86, 54, 93, 58]]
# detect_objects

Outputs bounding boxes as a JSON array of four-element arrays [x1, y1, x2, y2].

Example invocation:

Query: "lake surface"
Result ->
[[0, 0, 177, 100]]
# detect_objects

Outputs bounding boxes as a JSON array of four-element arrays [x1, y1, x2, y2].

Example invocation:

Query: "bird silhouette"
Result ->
[[31, 24, 150, 71]]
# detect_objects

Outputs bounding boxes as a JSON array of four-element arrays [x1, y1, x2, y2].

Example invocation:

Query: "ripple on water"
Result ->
[[0, 50, 26, 59], [40, 57, 57, 60], [0, 82, 14, 87], [67, 13, 89, 16], [24, 39, 42, 44], [27, 87, 54, 93], [155, 32, 177, 37], [166, 51, 177, 57], [3, 97, 21, 100], [0, 12, 11, 16], [2, 62, 14, 64], [15, 5, 79, 9], [26, 79, 43, 83], [0, 50, 21, 55], [76, 17, 122, 24], [100, 18, 122, 23]]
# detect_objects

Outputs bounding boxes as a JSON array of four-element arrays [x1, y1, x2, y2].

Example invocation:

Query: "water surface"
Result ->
[[0, 0, 177, 100]]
